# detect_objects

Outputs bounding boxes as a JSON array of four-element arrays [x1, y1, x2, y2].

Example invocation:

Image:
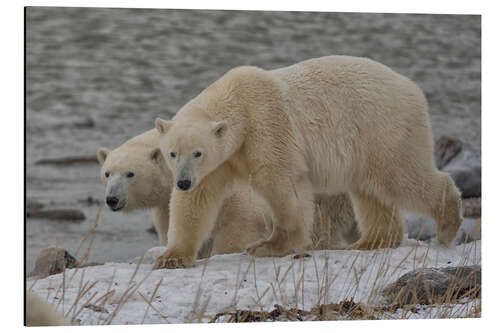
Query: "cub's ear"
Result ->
[[212, 120, 228, 137], [155, 118, 173, 135], [97, 147, 110, 165], [150, 148, 162, 163]]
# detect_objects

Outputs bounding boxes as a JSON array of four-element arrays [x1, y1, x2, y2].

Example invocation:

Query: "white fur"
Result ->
[[26, 291, 69, 326], [153, 55, 462, 269]]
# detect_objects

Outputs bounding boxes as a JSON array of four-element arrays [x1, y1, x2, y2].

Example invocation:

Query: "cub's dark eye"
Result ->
[[170, 152, 177, 158], [126, 172, 135, 178], [193, 151, 202, 158], [105, 172, 110, 178]]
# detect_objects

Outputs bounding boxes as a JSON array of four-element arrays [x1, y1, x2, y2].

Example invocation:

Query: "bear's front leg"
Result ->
[[152, 186, 222, 270]]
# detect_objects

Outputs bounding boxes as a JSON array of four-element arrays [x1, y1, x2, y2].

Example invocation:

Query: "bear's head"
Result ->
[[97, 130, 172, 212], [155, 114, 230, 192]]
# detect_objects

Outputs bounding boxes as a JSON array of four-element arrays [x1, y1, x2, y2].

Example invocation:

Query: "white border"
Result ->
[[3, 1, 498, 332]]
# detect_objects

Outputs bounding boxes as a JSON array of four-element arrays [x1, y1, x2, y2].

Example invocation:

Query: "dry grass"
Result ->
[[209, 243, 480, 323]]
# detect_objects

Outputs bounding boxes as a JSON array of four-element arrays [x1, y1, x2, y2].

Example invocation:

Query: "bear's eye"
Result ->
[[193, 151, 202, 158], [105, 171, 110, 178], [170, 152, 177, 158], [126, 172, 135, 178]]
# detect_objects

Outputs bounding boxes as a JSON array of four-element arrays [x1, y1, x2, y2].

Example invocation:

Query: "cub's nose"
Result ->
[[177, 179, 192, 191], [106, 196, 119, 208]]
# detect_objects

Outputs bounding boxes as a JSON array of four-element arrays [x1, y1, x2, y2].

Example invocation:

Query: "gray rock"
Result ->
[[435, 136, 463, 169], [30, 248, 79, 278], [73, 116, 95, 129], [456, 218, 481, 244], [381, 265, 481, 305], [440, 140, 481, 198], [26, 200, 45, 212], [77, 196, 100, 206], [34, 155, 98, 166], [448, 166, 481, 198], [463, 197, 481, 218], [27, 209, 86, 221]]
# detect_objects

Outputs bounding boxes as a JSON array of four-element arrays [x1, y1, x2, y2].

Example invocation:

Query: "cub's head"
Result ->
[[97, 131, 171, 212], [155, 116, 228, 192]]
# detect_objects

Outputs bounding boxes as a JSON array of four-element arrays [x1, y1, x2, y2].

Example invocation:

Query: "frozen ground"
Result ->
[[28, 240, 481, 325]]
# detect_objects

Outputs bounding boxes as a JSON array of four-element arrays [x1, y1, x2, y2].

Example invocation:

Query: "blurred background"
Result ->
[[25, 7, 481, 272]]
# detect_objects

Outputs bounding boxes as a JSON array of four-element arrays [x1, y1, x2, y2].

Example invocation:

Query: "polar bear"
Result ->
[[153, 55, 462, 269], [97, 129, 359, 258], [26, 291, 69, 326]]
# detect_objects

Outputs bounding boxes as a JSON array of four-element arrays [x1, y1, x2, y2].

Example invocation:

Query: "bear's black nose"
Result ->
[[177, 179, 192, 191], [106, 196, 119, 208]]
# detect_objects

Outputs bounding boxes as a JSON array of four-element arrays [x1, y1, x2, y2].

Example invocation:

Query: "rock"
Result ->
[[456, 219, 481, 244], [77, 196, 101, 206], [438, 138, 481, 198], [27, 200, 45, 212], [434, 136, 463, 169], [404, 213, 480, 244], [34, 155, 98, 166], [80, 262, 104, 268], [30, 248, 79, 278], [73, 116, 95, 129], [463, 197, 481, 218], [381, 265, 481, 305], [27, 209, 86, 221], [447, 166, 481, 198], [26, 200, 45, 219]]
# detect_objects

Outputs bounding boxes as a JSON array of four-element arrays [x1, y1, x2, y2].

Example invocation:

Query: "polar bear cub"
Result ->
[[153, 55, 462, 269]]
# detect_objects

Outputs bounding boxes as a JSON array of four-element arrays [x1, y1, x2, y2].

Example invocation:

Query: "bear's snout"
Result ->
[[106, 196, 120, 210], [177, 179, 192, 191]]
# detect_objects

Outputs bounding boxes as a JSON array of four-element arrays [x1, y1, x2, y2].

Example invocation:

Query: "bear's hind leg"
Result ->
[[433, 174, 462, 245], [347, 191, 403, 250], [403, 171, 462, 246], [246, 180, 314, 257], [153, 207, 169, 246], [211, 192, 272, 255]]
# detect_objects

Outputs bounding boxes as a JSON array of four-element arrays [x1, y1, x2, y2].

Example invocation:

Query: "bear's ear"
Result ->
[[155, 118, 173, 135], [212, 121, 228, 137], [150, 148, 162, 163], [97, 147, 110, 165]]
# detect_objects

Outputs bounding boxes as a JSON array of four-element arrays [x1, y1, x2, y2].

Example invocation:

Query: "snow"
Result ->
[[28, 240, 481, 325]]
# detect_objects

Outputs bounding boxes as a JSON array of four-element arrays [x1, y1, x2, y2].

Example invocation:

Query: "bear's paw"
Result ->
[[152, 251, 195, 270]]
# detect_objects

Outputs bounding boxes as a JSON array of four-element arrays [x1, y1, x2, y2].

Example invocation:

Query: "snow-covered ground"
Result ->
[[28, 240, 481, 325]]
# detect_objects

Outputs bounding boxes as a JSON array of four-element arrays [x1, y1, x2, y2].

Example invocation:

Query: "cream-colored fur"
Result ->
[[98, 130, 358, 259], [154, 55, 462, 269], [26, 291, 69, 326], [98, 130, 173, 244]]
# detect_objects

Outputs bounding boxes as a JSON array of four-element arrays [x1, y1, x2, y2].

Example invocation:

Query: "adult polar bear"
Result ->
[[97, 129, 359, 257], [154, 55, 462, 269]]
